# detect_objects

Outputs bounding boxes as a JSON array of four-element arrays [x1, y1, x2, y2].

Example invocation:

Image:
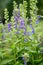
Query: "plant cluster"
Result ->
[[0, 0, 43, 65]]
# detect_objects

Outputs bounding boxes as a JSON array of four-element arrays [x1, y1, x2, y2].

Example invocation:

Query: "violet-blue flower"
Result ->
[[8, 23, 11, 31], [27, 32, 31, 36], [19, 18, 25, 29], [24, 61, 27, 65], [16, 31, 20, 34], [32, 29, 35, 34], [14, 24, 17, 29], [36, 19, 39, 24], [14, 16, 19, 23], [17, 11, 20, 18], [22, 57, 25, 60], [8, 23, 11, 28], [22, 57, 27, 65], [30, 24, 33, 29], [38, 15, 41, 19], [24, 30, 27, 35], [24, 38, 28, 42]]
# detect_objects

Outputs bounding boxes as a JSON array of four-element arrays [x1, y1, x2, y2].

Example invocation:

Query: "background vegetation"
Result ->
[[0, 0, 43, 65], [0, 0, 43, 21]]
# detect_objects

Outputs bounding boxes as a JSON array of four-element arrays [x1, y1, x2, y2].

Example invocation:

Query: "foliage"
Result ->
[[0, 0, 43, 21], [0, 0, 43, 65]]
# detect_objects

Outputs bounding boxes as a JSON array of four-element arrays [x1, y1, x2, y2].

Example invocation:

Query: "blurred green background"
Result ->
[[0, 0, 43, 21]]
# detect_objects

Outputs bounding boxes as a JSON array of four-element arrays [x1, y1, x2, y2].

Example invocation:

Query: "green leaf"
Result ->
[[1, 59, 13, 65], [39, 62, 43, 65]]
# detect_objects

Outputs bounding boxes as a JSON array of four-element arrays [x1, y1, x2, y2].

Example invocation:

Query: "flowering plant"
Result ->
[[0, 0, 43, 65]]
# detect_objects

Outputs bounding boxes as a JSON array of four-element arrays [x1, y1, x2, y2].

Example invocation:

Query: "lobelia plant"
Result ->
[[0, 0, 43, 65], [4, 8, 9, 23]]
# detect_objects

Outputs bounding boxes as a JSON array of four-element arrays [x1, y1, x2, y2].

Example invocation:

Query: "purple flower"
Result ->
[[27, 32, 31, 36], [8, 23, 11, 31], [29, 23, 35, 34], [20, 20, 24, 25], [38, 15, 41, 19], [36, 19, 39, 24], [22, 57, 27, 65], [24, 61, 27, 65], [14, 16, 19, 23], [14, 9, 20, 23], [17, 11, 20, 17], [30, 24, 33, 29], [19, 18, 25, 29], [22, 57, 25, 60], [8, 23, 11, 28], [16, 31, 20, 34], [32, 29, 35, 34], [24, 38, 28, 42], [24, 30, 27, 35], [14, 24, 17, 29]]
